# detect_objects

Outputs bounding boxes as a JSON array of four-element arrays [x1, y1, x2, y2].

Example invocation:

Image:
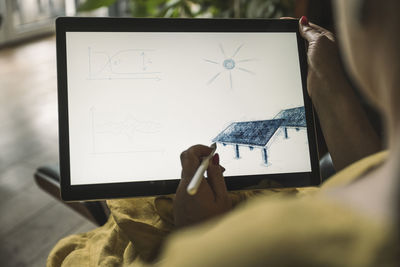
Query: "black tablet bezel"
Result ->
[[56, 17, 320, 201]]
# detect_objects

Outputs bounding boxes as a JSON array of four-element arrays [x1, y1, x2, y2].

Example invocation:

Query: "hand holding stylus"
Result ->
[[174, 144, 232, 228], [186, 143, 217, 195]]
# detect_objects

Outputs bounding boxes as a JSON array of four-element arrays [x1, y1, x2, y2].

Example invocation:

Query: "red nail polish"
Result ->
[[300, 16, 308, 25], [212, 153, 219, 165]]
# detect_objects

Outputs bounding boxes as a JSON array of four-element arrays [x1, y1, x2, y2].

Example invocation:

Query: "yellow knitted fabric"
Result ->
[[47, 151, 397, 267]]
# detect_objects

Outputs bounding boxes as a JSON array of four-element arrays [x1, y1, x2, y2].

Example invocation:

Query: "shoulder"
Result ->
[[321, 151, 388, 190]]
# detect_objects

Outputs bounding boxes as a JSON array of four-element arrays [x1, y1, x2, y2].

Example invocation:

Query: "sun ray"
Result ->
[[229, 71, 233, 89], [237, 67, 255, 75], [236, 58, 255, 63], [204, 59, 219, 65], [207, 72, 222, 85], [219, 44, 227, 58], [231, 44, 244, 58]]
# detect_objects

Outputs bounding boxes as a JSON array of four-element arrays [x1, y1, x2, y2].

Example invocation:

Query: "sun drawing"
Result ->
[[204, 44, 255, 89]]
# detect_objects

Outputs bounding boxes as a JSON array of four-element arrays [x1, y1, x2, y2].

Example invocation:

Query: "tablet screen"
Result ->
[[66, 31, 311, 185]]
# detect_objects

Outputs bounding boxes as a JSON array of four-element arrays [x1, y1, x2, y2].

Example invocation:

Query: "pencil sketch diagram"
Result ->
[[213, 106, 307, 165], [90, 107, 164, 154], [204, 44, 255, 89], [87, 47, 162, 81]]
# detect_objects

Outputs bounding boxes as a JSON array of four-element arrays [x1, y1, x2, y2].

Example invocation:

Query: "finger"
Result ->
[[308, 22, 330, 34], [182, 145, 214, 160], [299, 21, 322, 43], [180, 144, 214, 167], [280, 16, 296, 20], [206, 154, 228, 199], [299, 19, 333, 43], [180, 144, 214, 180], [221, 166, 226, 173], [177, 173, 211, 197], [196, 176, 214, 196]]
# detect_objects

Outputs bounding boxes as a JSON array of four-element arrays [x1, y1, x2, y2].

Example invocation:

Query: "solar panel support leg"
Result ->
[[235, 144, 240, 159], [262, 148, 268, 165]]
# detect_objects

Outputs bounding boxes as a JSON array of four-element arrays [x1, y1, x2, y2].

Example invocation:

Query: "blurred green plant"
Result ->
[[78, 0, 295, 18]]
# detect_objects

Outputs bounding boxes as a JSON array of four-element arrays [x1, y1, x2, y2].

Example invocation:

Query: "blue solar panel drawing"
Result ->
[[213, 106, 307, 165]]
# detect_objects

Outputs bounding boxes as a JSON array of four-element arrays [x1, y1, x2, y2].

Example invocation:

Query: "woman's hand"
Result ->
[[174, 145, 232, 228], [298, 17, 349, 101], [298, 16, 381, 170]]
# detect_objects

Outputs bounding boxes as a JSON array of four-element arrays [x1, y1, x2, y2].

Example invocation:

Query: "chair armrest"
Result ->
[[34, 166, 109, 226], [319, 153, 336, 183]]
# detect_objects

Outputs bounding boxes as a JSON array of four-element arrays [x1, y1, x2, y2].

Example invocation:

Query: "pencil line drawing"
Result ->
[[213, 106, 307, 165], [95, 117, 162, 137], [90, 107, 164, 154], [204, 43, 255, 89], [87, 47, 162, 81]]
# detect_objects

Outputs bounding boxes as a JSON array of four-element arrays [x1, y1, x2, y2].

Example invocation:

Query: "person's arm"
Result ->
[[299, 18, 381, 171]]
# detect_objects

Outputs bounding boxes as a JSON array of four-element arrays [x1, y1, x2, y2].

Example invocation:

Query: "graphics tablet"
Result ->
[[56, 17, 320, 201]]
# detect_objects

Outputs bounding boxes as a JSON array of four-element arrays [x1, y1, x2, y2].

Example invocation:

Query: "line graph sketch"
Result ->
[[204, 44, 255, 89], [90, 107, 164, 154], [88, 47, 162, 81]]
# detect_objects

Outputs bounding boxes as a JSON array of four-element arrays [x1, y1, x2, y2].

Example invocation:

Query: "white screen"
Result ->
[[66, 32, 312, 185]]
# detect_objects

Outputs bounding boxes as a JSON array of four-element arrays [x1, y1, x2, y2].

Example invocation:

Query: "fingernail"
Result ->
[[212, 153, 219, 165], [300, 16, 308, 25]]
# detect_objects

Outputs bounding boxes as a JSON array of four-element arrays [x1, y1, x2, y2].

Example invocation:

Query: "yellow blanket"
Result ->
[[47, 151, 397, 266]]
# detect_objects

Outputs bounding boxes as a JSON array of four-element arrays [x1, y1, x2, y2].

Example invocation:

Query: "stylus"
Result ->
[[187, 143, 217, 195]]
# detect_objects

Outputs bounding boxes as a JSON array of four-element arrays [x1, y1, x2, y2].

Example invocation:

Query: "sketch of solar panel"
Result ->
[[204, 43, 255, 89], [213, 106, 307, 165], [274, 106, 306, 126], [87, 47, 161, 81], [274, 106, 306, 138]]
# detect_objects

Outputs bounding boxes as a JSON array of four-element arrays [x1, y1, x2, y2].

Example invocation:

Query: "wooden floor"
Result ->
[[0, 36, 96, 267]]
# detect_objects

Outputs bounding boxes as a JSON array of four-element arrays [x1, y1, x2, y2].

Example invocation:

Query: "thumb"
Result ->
[[299, 18, 334, 44], [299, 17, 324, 43], [206, 154, 228, 199], [299, 24, 320, 43]]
